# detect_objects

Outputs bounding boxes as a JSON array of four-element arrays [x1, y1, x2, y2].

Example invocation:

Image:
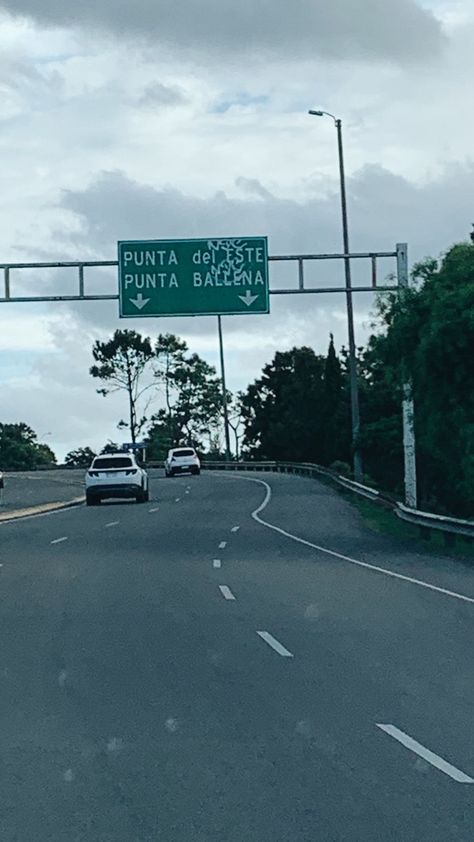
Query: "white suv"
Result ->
[[164, 447, 200, 477], [85, 453, 149, 506]]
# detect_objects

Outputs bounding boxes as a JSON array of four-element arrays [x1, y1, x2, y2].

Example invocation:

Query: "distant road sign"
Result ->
[[118, 237, 269, 318]]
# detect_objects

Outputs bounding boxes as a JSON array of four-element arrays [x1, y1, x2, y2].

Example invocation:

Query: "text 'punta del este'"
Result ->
[[123, 246, 266, 290]]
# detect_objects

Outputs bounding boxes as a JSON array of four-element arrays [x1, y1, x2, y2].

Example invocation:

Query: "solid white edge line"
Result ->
[[219, 541, 227, 549], [0, 502, 84, 527], [213, 559, 222, 568], [376, 724, 474, 783], [219, 585, 236, 601], [257, 631, 294, 658], [51, 536, 68, 545], [236, 477, 474, 606]]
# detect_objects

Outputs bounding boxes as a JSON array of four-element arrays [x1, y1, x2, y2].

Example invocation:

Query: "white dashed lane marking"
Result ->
[[219, 585, 236, 601], [231, 526, 240, 533], [376, 724, 474, 784], [219, 541, 227, 549], [213, 559, 222, 569], [149, 507, 160, 513], [50, 537, 68, 545], [105, 521, 120, 528], [175, 498, 181, 503], [257, 631, 294, 658]]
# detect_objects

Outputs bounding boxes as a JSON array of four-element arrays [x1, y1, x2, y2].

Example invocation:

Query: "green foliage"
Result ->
[[90, 330, 223, 458], [35, 444, 57, 466], [153, 333, 188, 417], [240, 242, 473, 517], [0, 423, 57, 471], [64, 447, 97, 467], [147, 335, 222, 451], [145, 420, 174, 462], [374, 242, 474, 515], [330, 460, 351, 477], [227, 392, 245, 459], [90, 329, 154, 443], [101, 441, 121, 455], [241, 343, 349, 463]]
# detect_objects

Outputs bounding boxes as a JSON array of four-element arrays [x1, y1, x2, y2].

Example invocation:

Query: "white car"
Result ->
[[85, 453, 149, 505], [164, 447, 200, 477]]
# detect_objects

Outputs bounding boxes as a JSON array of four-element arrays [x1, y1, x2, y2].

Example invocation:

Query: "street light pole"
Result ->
[[308, 110, 363, 482]]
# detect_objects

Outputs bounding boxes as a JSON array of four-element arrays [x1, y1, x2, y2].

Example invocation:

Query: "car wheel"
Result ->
[[86, 493, 99, 506], [143, 488, 150, 502], [136, 487, 146, 503]]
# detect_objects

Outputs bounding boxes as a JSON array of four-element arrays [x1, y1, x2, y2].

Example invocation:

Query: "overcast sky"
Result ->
[[0, 0, 473, 459]]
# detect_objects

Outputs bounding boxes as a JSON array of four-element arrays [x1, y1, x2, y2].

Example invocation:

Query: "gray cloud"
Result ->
[[32, 160, 472, 344], [56, 163, 473, 262], [138, 81, 188, 108], [0, 0, 444, 63]]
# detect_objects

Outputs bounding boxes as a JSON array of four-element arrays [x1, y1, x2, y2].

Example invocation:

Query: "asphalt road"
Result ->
[[0, 470, 84, 512], [1, 470, 473, 841]]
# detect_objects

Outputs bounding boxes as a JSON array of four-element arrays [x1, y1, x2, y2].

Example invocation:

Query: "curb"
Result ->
[[0, 496, 85, 524]]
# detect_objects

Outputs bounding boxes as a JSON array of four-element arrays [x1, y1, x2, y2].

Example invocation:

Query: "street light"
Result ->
[[308, 109, 363, 482]]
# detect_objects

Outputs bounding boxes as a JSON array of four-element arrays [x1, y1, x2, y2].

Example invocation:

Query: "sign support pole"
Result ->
[[217, 315, 232, 461]]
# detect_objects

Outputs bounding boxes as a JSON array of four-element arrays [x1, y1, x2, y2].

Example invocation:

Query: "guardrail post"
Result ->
[[443, 532, 456, 549]]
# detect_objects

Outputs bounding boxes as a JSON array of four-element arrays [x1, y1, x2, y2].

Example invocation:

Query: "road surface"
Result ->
[[1, 470, 473, 841], [0, 469, 84, 513]]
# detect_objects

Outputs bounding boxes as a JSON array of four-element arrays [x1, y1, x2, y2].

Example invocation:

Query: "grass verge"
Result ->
[[347, 493, 474, 562]]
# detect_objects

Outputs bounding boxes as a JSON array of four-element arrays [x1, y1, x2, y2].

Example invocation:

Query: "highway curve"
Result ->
[[0, 470, 473, 841]]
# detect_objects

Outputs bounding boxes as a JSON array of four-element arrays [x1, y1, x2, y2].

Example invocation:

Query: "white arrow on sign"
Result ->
[[130, 293, 150, 310], [238, 290, 259, 307]]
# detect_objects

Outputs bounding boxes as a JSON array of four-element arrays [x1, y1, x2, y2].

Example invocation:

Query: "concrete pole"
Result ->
[[396, 243, 417, 509]]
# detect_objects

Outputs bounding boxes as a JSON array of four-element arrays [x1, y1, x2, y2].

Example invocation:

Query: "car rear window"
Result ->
[[93, 457, 133, 469], [172, 449, 195, 457]]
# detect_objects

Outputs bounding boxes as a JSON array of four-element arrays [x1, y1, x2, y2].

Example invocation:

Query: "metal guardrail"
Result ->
[[395, 503, 474, 543], [201, 461, 474, 546]]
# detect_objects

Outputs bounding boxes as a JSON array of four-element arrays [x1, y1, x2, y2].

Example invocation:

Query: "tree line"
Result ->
[[89, 330, 224, 461], [0, 424, 56, 472], [240, 241, 474, 517]]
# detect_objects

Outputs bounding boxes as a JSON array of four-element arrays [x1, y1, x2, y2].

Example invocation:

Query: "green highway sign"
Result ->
[[118, 236, 269, 318]]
